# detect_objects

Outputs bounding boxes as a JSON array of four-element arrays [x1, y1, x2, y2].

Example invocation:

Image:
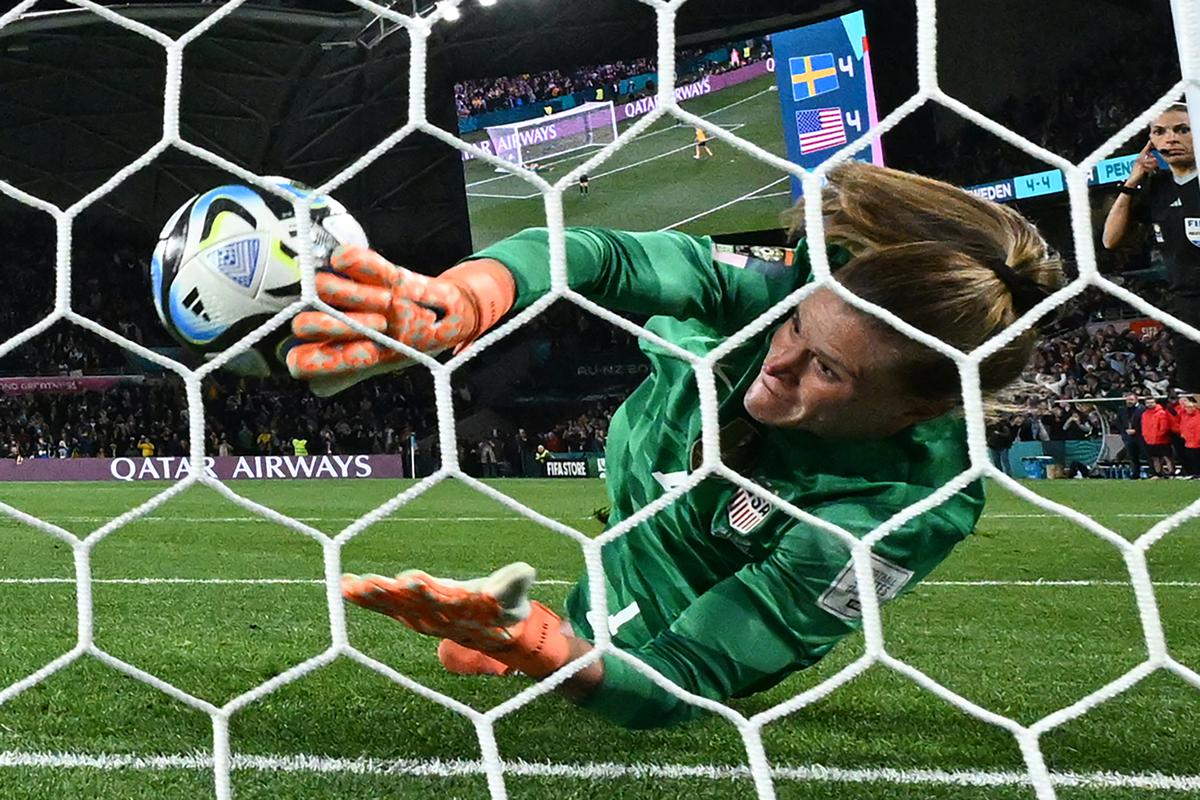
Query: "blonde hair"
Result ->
[[784, 162, 1065, 402]]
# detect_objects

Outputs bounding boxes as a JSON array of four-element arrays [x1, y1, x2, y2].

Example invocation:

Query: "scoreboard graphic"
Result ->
[[771, 10, 883, 197]]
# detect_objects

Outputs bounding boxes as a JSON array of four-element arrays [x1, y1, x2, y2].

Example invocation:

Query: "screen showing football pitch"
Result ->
[[458, 10, 883, 249]]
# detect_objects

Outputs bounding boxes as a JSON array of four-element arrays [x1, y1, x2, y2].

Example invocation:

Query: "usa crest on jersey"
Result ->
[[727, 486, 772, 534]]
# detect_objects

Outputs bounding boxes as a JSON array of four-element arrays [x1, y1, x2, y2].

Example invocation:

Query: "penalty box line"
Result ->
[[0, 749, 1197, 793], [659, 175, 790, 231], [458, 83, 777, 193], [463, 85, 776, 191], [466, 123, 748, 200]]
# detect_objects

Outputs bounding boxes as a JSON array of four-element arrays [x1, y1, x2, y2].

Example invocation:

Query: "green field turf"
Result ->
[[464, 75, 794, 249], [0, 477, 1197, 799]]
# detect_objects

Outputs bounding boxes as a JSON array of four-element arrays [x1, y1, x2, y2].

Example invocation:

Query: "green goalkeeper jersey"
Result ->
[[475, 228, 983, 729]]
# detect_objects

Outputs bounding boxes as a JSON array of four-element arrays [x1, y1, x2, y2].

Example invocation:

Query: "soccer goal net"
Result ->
[[484, 100, 618, 167], [0, 0, 1198, 799]]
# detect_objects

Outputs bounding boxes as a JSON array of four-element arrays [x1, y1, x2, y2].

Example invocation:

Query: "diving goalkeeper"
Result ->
[[286, 162, 1064, 729]]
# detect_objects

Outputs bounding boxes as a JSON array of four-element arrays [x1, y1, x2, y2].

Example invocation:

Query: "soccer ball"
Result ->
[[150, 177, 368, 376]]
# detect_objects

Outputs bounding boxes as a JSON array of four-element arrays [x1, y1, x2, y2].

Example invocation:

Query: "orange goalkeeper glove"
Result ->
[[286, 245, 515, 388], [341, 562, 571, 679]]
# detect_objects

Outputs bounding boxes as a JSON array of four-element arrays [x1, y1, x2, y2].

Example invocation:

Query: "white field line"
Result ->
[[984, 513, 1168, 519], [0, 515, 594, 524], [462, 190, 535, 199], [1, 577, 1196, 589], [659, 176, 791, 231], [0, 749, 1197, 793], [466, 123, 747, 201], [0, 512, 1172, 525], [463, 85, 775, 189], [0, 577, 568, 587]]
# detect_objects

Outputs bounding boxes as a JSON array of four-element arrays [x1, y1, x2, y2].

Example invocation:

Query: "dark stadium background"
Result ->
[[0, 0, 1172, 267], [0, 0, 1183, 466]]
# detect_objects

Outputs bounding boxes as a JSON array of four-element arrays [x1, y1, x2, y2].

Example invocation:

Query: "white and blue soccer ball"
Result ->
[[150, 177, 368, 375]]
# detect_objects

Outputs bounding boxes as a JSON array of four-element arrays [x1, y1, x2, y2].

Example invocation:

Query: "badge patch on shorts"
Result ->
[[1185, 218, 1200, 248], [817, 554, 914, 621]]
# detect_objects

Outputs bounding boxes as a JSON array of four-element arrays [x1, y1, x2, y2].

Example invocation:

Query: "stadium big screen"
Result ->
[[459, 9, 886, 247]]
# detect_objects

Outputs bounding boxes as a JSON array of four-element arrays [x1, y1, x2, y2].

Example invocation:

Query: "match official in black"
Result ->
[[1103, 103, 1199, 390]]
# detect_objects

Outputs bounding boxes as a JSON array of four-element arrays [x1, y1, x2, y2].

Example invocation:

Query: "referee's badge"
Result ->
[[1186, 218, 1200, 248]]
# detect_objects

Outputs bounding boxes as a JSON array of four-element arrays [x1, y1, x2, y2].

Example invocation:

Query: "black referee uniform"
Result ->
[[1133, 169, 1200, 390]]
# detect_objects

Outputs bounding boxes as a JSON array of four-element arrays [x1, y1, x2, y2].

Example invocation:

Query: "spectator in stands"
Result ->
[[985, 416, 1014, 476], [1116, 394, 1146, 478], [1035, 366, 1067, 395], [1061, 407, 1093, 439], [1010, 413, 1046, 442], [1143, 370, 1170, 397], [513, 428, 536, 477], [1043, 404, 1068, 440], [1140, 396, 1177, 477], [478, 436, 499, 478]]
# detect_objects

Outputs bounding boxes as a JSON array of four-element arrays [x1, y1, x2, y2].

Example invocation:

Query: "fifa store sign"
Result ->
[[545, 459, 589, 478], [543, 455, 606, 479]]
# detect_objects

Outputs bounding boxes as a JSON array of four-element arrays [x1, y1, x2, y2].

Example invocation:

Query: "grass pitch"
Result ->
[[0, 477, 1197, 799]]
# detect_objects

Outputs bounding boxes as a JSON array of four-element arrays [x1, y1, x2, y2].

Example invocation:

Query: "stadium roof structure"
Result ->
[[0, 0, 1169, 259], [0, 0, 848, 258], [0, 2, 470, 266]]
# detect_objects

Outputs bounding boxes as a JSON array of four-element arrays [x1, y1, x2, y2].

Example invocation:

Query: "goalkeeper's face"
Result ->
[[744, 289, 949, 439]]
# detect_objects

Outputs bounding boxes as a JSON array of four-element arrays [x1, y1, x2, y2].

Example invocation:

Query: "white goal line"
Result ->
[[0, 749, 1195, 793], [2, 577, 1195, 589], [0, 512, 1174, 524]]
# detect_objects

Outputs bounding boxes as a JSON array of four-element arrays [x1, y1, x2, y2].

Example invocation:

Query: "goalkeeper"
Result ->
[[287, 163, 1064, 729]]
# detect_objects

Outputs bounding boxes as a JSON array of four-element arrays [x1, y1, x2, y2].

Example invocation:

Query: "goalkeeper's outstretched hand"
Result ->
[[341, 562, 571, 679], [286, 245, 515, 387]]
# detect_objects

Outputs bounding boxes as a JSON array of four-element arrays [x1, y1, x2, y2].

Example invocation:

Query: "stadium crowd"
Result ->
[[454, 38, 770, 120], [0, 234, 1186, 476], [0, 371, 436, 462], [455, 59, 656, 117], [463, 403, 618, 476]]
